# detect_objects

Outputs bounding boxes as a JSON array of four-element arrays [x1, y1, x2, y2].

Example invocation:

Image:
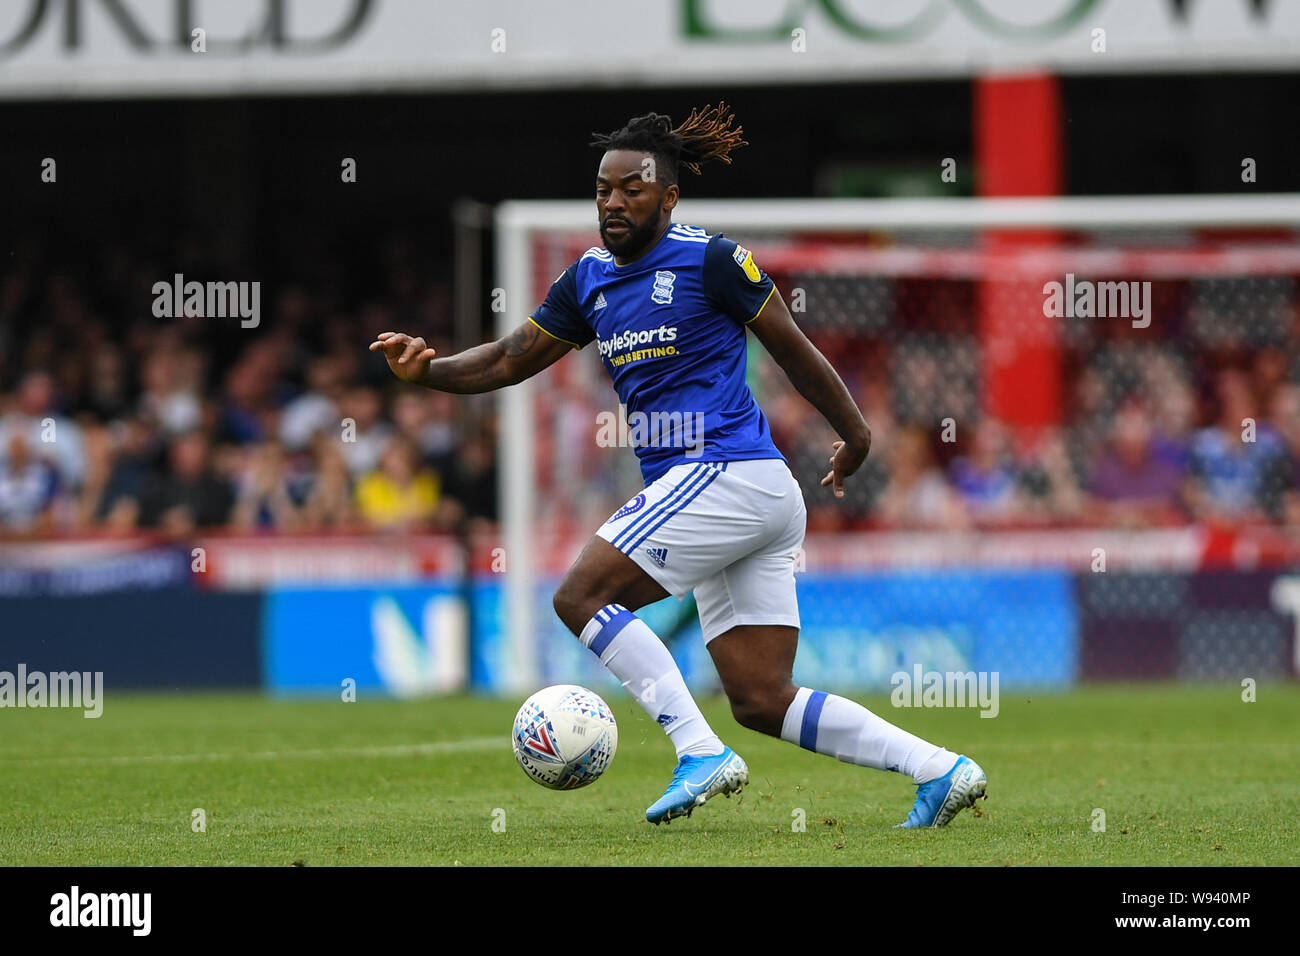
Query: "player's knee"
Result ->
[[729, 685, 794, 737], [552, 584, 581, 636], [552, 576, 600, 637]]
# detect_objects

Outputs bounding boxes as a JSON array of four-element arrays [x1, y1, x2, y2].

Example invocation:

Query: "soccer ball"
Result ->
[[512, 684, 618, 790]]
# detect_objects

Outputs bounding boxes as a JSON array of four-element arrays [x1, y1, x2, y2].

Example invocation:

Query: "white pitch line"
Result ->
[[0, 736, 505, 768]]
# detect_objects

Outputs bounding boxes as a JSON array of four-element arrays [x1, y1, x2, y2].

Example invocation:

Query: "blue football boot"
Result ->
[[646, 746, 748, 824], [896, 755, 987, 828]]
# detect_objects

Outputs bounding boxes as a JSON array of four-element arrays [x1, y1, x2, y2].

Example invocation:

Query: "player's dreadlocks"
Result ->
[[589, 103, 748, 185]]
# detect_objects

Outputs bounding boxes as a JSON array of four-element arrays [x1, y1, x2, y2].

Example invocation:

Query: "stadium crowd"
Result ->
[[0, 238, 1297, 537], [759, 333, 1300, 533]]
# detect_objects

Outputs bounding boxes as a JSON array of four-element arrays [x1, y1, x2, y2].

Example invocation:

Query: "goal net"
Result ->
[[485, 195, 1300, 693]]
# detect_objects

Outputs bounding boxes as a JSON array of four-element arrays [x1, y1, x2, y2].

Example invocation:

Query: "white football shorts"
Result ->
[[596, 458, 807, 643]]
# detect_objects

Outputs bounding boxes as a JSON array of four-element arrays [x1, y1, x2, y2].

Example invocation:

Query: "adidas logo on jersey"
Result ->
[[594, 291, 607, 310], [645, 547, 669, 568]]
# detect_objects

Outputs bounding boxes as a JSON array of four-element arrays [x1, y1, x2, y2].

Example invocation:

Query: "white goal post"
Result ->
[[494, 193, 1300, 692]]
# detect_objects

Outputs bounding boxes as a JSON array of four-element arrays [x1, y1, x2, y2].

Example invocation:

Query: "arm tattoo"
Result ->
[[502, 322, 541, 359], [421, 323, 550, 394]]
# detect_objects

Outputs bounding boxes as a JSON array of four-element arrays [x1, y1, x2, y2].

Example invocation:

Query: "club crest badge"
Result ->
[[651, 270, 676, 305], [612, 493, 646, 521]]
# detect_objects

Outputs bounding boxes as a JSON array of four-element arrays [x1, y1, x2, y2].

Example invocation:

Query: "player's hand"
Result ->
[[369, 331, 436, 385], [820, 437, 869, 499]]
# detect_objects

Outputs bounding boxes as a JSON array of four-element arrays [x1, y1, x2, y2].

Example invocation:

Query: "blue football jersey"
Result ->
[[529, 222, 785, 483]]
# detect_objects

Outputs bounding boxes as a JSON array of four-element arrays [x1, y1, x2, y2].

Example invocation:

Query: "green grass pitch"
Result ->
[[2, 684, 1296, 866]]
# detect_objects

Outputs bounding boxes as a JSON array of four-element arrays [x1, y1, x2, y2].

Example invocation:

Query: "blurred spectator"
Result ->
[[280, 354, 346, 451], [140, 431, 234, 532], [93, 416, 160, 530], [0, 431, 59, 533], [443, 430, 499, 529], [1018, 428, 1086, 522], [0, 370, 88, 491], [1262, 384, 1300, 525], [874, 427, 967, 530], [232, 441, 311, 530], [1185, 369, 1287, 522], [948, 419, 1022, 523], [82, 345, 133, 422], [1087, 400, 1185, 526], [220, 350, 279, 444], [138, 350, 202, 437], [390, 388, 457, 469], [1142, 353, 1196, 473], [302, 434, 356, 529], [355, 436, 441, 531], [337, 385, 394, 479]]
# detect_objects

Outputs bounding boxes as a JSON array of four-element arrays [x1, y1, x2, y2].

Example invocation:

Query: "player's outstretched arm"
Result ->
[[368, 321, 571, 394], [747, 292, 871, 497]]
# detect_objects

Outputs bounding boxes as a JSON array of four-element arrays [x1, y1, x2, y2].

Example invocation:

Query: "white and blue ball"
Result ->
[[512, 684, 618, 790]]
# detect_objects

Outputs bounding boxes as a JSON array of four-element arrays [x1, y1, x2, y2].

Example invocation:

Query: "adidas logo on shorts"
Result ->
[[645, 547, 668, 569]]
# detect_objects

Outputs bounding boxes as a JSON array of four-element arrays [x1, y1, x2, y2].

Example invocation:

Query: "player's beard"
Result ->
[[600, 211, 662, 260]]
